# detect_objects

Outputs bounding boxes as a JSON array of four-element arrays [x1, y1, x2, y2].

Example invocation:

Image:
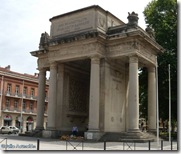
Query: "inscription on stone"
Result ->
[[51, 13, 93, 37]]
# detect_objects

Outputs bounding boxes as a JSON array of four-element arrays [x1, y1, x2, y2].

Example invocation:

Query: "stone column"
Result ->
[[88, 57, 100, 131], [128, 56, 139, 132], [148, 67, 156, 131], [56, 64, 64, 129], [35, 68, 46, 130], [47, 63, 57, 130]]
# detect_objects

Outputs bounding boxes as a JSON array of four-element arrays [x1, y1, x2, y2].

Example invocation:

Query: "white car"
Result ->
[[8, 126, 20, 134], [0, 126, 13, 134]]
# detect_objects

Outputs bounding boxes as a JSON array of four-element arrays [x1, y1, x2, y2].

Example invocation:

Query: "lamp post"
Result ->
[[168, 64, 171, 143], [156, 56, 159, 148]]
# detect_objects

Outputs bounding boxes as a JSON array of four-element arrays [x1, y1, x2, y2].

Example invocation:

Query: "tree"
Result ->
[[140, 0, 177, 121]]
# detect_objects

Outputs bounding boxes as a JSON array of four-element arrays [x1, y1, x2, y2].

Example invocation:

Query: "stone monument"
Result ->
[[30, 5, 164, 141]]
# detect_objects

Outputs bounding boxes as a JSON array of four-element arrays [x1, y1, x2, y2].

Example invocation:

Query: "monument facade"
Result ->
[[31, 5, 164, 140]]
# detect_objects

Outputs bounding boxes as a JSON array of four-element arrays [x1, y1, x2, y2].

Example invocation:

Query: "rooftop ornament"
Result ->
[[145, 25, 155, 39], [39, 32, 50, 50], [127, 12, 139, 27]]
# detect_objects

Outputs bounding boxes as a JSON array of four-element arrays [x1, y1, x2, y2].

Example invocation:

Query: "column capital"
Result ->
[[38, 67, 47, 72], [148, 67, 156, 72], [90, 56, 100, 64], [38, 68, 46, 76], [129, 56, 138, 63], [50, 62, 57, 69]]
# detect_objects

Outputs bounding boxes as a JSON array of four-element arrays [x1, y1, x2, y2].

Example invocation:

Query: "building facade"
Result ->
[[0, 66, 49, 132], [31, 5, 164, 140]]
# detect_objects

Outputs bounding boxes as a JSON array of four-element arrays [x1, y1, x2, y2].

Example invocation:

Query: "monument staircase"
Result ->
[[99, 131, 161, 142]]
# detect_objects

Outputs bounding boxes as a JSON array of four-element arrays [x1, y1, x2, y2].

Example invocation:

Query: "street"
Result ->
[[0, 134, 178, 152]]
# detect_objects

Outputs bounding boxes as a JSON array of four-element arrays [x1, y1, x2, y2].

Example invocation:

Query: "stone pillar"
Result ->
[[56, 64, 64, 129], [85, 57, 104, 140], [128, 56, 139, 132], [88, 57, 100, 131], [47, 63, 57, 130], [35, 68, 46, 130], [148, 67, 156, 131]]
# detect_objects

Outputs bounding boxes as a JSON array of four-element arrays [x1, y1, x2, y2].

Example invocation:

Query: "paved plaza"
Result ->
[[0, 134, 178, 152]]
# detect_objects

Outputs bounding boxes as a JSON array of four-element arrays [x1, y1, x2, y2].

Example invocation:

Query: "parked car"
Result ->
[[8, 126, 20, 134], [0, 126, 13, 134]]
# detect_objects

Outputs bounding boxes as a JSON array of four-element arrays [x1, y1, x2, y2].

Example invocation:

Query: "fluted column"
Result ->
[[36, 68, 46, 130], [128, 56, 139, 132], [88, 57, 100, 131], [47, 63, 57, 130], [148, 67, 156, 131]]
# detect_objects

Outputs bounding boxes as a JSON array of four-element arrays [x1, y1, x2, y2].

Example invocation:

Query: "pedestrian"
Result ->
[[72, 126, 78, 137]]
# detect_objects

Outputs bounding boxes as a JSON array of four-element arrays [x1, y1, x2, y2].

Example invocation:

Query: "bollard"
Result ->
[[148, 140, 151, 150], [171, 139, 173, 150], [161, 140, 163, 150], [37, 138, 40, 150], [104, 141, 106, 150], [82, 140, 84, 150]]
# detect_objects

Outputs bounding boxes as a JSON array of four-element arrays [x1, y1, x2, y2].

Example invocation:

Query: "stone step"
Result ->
[[99, 132, 160, 142]]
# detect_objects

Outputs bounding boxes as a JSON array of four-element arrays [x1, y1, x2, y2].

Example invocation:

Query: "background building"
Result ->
[[0, 65, 49, 132]]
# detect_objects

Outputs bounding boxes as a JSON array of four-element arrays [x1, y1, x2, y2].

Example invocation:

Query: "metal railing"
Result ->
[[0, 138, 177, 151], [0, 138, 7, 150]]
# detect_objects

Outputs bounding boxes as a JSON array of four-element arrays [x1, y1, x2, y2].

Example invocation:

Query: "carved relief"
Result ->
[[48, 43, 105, 61], [110, 79, 122, 113], [37, 57, 49, 68], [129, 56, 138, 63], [139, 45, 156, 64], [51, 13, 93, 37], [107, 41, 139, 57], [98, 13, 106, 29], [68, 76, 89, 112], [131, 41, 139, 50], [110, 69, 123, 79]]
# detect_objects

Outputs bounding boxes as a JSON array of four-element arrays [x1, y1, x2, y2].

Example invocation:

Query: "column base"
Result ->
[[35, 126, 44, 130], [128, 129, 140, 133], [42, 130, 60, 138], [84, 131, 104, 141], [46, 126, 56, 130], [148, 129, 157, 133]]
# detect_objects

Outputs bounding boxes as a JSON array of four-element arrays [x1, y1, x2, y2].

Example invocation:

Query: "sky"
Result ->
[[0, 0, 153, 75]]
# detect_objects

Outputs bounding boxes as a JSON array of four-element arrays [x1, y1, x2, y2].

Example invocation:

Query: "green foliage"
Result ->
[[140, 0, 177, 121]]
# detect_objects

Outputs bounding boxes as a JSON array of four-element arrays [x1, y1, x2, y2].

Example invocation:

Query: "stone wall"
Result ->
[[102, 60, 126, 132]]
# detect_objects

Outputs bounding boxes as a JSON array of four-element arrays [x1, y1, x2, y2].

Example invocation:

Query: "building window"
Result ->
[[14, 101, 18, 110], [30, 102, 33, 112], [23, 87, 27, 97], [7, 84, 11, 94], [45, 91, 48, 102], [31, 88, 34, 98], [23, 102, 26, 112], [6, 99, 10, 110], [44, 104, 47, 113], [15, 85, 19, 96]]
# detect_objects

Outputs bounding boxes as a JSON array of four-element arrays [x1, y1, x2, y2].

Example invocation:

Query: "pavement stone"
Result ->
[[0, 134, 178, 151]]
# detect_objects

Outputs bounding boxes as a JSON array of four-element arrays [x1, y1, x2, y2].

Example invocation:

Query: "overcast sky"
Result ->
[[0, 0, 153, 75]]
